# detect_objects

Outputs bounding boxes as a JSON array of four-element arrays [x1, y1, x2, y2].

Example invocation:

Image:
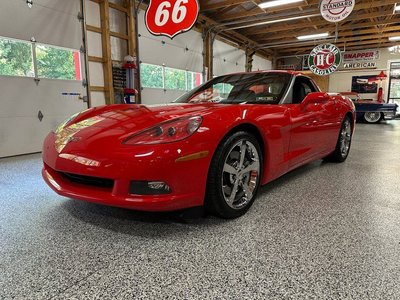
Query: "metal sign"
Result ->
[[320, 0, 355, 23], [343, 50, 380, 62], [308, 44, 342, 76], [145, 0, 199, 38], [342, 62, 377, 70]]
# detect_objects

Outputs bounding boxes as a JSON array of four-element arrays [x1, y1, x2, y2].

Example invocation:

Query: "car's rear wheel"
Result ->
[[363, 112, 382, 123], [324, 116, 352, 163], [206, 131, 262, 219]]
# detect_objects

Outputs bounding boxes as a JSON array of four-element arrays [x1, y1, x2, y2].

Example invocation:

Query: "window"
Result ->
[[140, 63, 163, 88], [140, 63, 203, 91], [165, 67, 186, 90], [36, 44, 81, 80], [0, 37, 34, 77], [175, 73, 292, 104], [292, 77, 317, 104]]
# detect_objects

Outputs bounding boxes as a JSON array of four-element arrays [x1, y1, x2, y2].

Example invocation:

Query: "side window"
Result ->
[[292, 77, 317, 104]]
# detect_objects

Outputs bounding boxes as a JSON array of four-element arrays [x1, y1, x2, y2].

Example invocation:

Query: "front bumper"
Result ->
[[42, 133, 212, 211]]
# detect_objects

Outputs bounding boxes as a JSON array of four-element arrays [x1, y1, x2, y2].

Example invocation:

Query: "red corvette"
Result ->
[[42, 71, 355, 218]]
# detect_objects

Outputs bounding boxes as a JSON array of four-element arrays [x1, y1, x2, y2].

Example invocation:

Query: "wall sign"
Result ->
[[145, 0, 199, 38], [342, 62, 377, 70], [320, 0, 355, 23], [343, 50, 380, 62], [351, 75, 378, 94], [308, 44, 342, 76]]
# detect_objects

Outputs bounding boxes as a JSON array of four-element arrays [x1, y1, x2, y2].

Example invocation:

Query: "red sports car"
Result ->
[[42, 71, 355, 218]]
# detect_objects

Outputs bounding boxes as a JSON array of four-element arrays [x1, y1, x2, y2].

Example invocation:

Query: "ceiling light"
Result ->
[[258, 0, 303, 9], [395, 5, 400, 11], [297, 33, 329, 40], [389, 36, 400, 41]]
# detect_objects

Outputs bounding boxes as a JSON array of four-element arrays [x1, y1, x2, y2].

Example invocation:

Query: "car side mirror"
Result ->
[[300, 92, 329, 109]]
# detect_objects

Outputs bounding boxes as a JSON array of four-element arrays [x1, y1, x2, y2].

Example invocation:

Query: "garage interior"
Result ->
[[1, 0, 400, 299]]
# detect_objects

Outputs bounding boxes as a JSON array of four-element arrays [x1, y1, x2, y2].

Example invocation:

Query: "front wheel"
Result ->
[[363, 112, 382, 123], [324, 116, 353, 163], [206, 131, 262, 219]]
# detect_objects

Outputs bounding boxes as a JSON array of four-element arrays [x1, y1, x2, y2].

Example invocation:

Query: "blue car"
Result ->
[[340, 92, 398, 124]]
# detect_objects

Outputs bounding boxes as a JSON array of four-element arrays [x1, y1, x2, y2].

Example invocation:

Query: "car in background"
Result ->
[[340, 92, 398, 124]]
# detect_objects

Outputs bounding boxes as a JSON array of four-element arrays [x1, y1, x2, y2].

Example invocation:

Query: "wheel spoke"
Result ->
[[223, 163, 237, 175], [241, 160, 260, 175], [228, 179, 240, 204], [239, 142, 247, 169]]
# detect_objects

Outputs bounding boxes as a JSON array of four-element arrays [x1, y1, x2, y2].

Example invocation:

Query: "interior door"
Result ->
[[0, 0, 87, 158]]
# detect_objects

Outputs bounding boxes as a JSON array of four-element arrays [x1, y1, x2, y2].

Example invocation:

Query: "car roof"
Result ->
[[220, 70, 304, 77]]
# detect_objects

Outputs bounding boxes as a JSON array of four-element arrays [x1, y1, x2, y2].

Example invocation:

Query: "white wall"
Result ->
[[84, 4, 272, 106], [0, 0, 87, 157], [329, 49, 400, 101], [252, 55, 272, 71]]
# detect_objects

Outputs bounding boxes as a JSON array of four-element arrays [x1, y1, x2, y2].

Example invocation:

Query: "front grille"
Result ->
[[61, 172, 114, 189]]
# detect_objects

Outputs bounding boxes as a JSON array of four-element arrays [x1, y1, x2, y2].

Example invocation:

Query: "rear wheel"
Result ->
[[324, 116, 352, 163], [363, 112, 382, 123], [206, 131, 262, 219]]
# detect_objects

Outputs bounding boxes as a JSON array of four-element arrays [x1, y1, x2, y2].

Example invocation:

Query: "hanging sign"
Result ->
[[320, 0, 355, 23], [145, 0, 199, 38], [342, 62, 377, 70], [308, 44, 342, 76]]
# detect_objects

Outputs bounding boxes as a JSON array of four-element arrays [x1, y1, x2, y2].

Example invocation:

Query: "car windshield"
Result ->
[[174, 72, 292, 104]]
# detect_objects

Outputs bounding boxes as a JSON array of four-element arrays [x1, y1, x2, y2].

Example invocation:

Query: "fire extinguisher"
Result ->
[[123, 55, 137, 104]]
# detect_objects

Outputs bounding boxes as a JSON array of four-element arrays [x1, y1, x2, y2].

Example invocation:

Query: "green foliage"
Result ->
[[140, 64, 163, 88], [36, 45, 76, 80], [165, 67, 186, 90], [0, 39, 33, 76]]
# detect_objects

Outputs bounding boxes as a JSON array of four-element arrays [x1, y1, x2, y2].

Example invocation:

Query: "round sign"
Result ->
[[320, 0, 355, 23], [308, 44, 342, 76]]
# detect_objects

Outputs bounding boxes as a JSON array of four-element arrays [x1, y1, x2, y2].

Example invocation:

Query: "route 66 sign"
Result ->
[[145, 0, 199, 38], [308, 44, 342, 76]]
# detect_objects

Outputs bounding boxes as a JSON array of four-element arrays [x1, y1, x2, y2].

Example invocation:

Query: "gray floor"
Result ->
[[1, 121, 400, 300]]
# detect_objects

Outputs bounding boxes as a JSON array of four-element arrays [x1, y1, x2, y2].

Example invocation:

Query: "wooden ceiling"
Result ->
[[198, 0, 400, 58]]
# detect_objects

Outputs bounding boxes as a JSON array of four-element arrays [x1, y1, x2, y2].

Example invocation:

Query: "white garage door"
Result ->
[[0, 0, 87, 158]]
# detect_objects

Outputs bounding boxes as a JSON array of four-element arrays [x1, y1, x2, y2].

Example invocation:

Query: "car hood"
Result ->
[[53, 103, 225, 153]]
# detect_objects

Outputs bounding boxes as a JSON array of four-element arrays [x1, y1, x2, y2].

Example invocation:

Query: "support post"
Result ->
[[127, 0, 141, 103], [203, 28, 214, 81], [245, 48, 255, 72], [99, 0, 114, 104]]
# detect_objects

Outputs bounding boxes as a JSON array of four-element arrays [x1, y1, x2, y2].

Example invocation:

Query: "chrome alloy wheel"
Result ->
[[364, 112, 381, 123], [340, 119, 352, 157], [221, 139, 260, 210]]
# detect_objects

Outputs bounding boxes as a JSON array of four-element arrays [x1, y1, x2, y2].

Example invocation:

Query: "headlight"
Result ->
[[123, 116, 203, 145]]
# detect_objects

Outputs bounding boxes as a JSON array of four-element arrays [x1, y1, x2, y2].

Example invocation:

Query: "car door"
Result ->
[[286, 76, 337, 168]]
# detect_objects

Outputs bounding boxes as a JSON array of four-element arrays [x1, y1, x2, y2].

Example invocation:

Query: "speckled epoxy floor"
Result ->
[[1, 121, 400, 300]]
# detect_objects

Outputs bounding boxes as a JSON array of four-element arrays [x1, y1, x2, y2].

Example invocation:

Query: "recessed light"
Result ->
[[297, 33, 330, 40], [258, 0, 303, 9]]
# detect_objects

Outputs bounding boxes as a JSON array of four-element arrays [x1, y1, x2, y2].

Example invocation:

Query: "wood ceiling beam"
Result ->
[[244, 9, 397, 36], [217, 0, 319, 22], [257, 24, 400, 44], [218, 0, 398, 22], [200, 0, 249, 12]]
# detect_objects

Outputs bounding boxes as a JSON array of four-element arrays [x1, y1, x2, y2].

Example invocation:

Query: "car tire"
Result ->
[[206, 131, 262, 219], [363, 112, 383, 123], [323, 116, 353, 163]]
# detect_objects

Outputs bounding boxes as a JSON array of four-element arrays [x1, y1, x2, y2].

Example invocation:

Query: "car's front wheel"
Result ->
[[206, 131, 262, 219], [363, 111, 383, 123]]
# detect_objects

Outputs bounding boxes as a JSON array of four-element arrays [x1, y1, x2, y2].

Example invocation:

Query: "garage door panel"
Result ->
[[0, 0, 81, 49]]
